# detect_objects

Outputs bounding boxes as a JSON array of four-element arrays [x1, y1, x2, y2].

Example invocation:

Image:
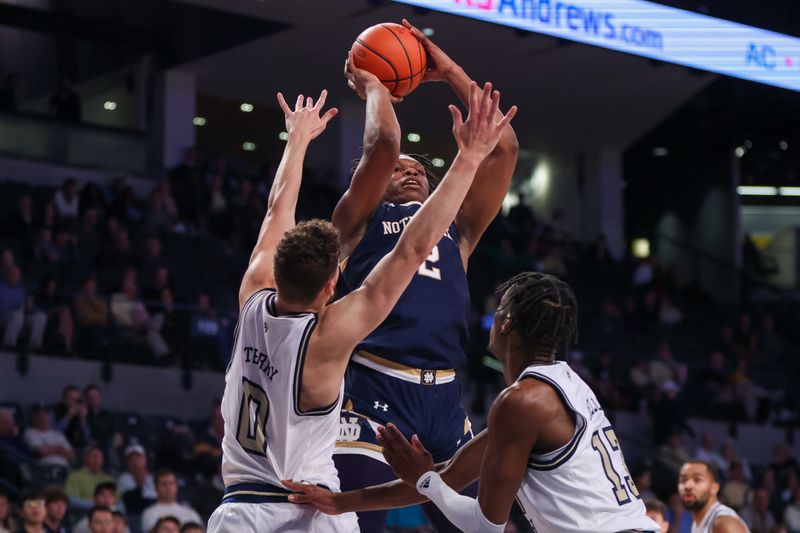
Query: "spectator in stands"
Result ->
[[102, 230, 133, 273], [54, 385, 89, 449], [721, 461, 750, 511], [24, 404, 74, 467], [72, 484, 120, 533], [771, 445, 800, 492], [721, 440, 752, 481], [35, 278, 73, 354], [53, 228, 79, 267], [65, 444, 114, 510], [192, 400, 223, 483], [40, 202, 56, 233], [3, 195, 35, 247], [49, 78, 81, 122], [635, 469, 657, 501], [54, 178, 80, 221], [189, 294, 227, 369], [116, 444, 156, 515], [110, 273, 169, 358], [206, 173, 231, 239], [78, 182, 107, 217], [169, 148, 205, 227], [0, 73, 18, 111], [734, 313, 758, 360], [643, 499, 669, 533], [73, 276, 109, 349], [110, 187, 142, 225], [649, 340, 680, 386], [784, 488, 800, 533], [84, 386, 118, 450], [655, 432, 690, 475], [34, 229, 60, 264], [0, 407, 28, 457], [695, 433, 728, 477], [86, 507, 113, 533], [142, 266, 170, 309], [42, 485, 69, 533], [740, 488, 776, 533], [140, 470, 201, 533], [152, 517, 180, 533], [110, 512, 127, 533], [179, 523, 203, 533], [0, 490, 17, 533], [729, 358, 771, 422], [1, 265, 47, 350], [137, 238, 166, 291], [17, 491, 46, 533]]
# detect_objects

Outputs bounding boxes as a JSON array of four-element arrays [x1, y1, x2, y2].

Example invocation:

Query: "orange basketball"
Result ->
[[351, 23, 428, 98]]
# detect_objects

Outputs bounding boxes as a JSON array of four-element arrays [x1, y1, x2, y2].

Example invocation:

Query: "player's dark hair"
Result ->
[[644, 499, 668, 518], [496, 272, 578, 360], [274, 219, 340, 305], [684, 459, 721, 483]]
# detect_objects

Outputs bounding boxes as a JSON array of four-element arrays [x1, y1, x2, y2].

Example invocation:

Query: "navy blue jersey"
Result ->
[[338, 201, 470, 370]]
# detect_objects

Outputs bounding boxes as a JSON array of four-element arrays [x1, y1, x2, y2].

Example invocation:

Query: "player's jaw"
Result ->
[[678, 485, 708, 511]]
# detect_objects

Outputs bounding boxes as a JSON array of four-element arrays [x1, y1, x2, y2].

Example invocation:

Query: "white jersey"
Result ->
[[692, 502, 748, 533], [219, 289, 343, 491], [515, 362, 660, 533]]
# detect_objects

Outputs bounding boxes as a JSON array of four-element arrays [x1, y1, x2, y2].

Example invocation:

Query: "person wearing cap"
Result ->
[[15, 492, 45, 533], [116, 444, 155, 515], [23, 405, 74, 467], [42, 486, 70, 533], [66, 444, 114, 511]]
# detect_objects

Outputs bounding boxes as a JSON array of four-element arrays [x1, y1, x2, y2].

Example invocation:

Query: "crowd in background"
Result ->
[[0, 146, 799, 532]]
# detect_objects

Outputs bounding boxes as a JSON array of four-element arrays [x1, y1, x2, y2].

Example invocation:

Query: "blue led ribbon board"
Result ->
[[391, 0, 800, 92]]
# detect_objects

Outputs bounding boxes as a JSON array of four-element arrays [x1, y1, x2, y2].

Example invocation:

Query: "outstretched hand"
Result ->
[[282, 480, 343, 515], [377, 423, 436, 487], [449, 82, 517, 163], [402, 18, 458, 83], [276, 89, 338, 142]]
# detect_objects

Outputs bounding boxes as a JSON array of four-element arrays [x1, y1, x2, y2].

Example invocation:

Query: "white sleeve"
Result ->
[[416, 471, 505, 533]]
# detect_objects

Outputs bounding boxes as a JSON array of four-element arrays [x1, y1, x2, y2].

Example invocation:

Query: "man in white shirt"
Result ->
[[23, 405, 74, 467], [116, 444, 156, 514], [141, 470, 201, 533]]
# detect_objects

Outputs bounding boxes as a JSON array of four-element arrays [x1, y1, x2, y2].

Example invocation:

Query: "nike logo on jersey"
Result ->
[[242, 346, 279, 380]]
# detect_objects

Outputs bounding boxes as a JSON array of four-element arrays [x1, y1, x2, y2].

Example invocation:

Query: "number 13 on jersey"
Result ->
[[591, 426, 640, 506]]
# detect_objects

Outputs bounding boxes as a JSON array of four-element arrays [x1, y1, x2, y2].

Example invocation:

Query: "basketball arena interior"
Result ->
[[0, 0, 799, 531]]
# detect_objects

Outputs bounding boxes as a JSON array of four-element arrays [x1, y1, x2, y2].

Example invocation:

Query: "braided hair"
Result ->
[[497, 272, 579, 360]]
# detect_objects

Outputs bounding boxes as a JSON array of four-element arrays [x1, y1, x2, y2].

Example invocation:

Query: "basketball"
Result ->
[[351, 22, 428, 98]]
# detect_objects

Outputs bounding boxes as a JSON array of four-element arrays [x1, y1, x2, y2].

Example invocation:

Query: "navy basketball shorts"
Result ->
[[335, 352, 473, 465]]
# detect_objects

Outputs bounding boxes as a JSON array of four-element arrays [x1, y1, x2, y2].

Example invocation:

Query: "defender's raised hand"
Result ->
[[449, 82, 517, 164], [276, 89, 338, 142], [377, 423, 436, 487]]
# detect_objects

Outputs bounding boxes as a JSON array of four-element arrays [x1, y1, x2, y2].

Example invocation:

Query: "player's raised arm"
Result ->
[[317, 82, 516, 360], [238, 91, 338, 308], [403, 19, 519, 259], [332, 52, 402, 257]]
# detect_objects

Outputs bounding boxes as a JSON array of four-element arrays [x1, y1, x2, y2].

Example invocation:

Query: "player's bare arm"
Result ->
[[299, 82, 517, 414], [284, 429, 488, 514], [332, 52, 402, 257], [712, 515, 750, 533], [238, 91, 338, 308], [403, 18, 519, 261]]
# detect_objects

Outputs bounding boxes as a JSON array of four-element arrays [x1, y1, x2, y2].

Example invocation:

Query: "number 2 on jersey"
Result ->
[[591, 426, 640, 505], [236, 378, 270, 456], [418, 245, 441, 280]]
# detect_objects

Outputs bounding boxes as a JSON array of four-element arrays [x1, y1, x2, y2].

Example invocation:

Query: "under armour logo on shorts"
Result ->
[[421, 370, 436, 385]]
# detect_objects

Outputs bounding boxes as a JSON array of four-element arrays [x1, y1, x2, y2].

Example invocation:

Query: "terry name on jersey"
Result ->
[[242, 345, 279, 380]]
